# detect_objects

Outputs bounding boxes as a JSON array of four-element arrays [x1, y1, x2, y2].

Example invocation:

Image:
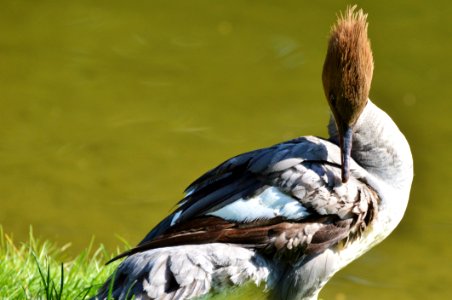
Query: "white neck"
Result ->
[[329, 99, 414, 257], [274, 100, 414, 300], [329, 99, 413, 191]]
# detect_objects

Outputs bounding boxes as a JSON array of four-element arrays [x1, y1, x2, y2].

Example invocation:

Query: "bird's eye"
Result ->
[[329, 93, 336, 106]]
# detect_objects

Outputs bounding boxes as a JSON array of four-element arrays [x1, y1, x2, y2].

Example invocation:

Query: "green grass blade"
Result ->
[[0, 226, 121, 299]]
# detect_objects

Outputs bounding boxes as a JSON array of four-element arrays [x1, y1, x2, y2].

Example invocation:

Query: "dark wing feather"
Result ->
[[184, 136, 332, 194], [107, 215, 353, 265], [175, 137, 338, 224]]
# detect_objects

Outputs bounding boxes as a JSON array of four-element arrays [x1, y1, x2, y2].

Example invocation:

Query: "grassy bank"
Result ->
[[0, 227, 119, 299], [0, 227, 273, 300], [0, 227, 272, 300]]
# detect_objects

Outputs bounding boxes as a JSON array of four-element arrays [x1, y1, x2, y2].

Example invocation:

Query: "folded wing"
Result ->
[[108, 136, 379, 264]]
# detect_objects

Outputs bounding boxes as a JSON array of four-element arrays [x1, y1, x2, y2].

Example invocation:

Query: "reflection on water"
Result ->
[[0, 1, 450, 299]]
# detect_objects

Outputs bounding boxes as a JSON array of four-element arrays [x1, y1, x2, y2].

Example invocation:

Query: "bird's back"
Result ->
[[94, 136, 380, 300]]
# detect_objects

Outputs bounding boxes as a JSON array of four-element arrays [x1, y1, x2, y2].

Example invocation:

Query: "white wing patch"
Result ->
[[207, 187, 310, 222]]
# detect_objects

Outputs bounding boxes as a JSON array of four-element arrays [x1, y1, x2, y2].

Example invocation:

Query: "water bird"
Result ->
[[95, 6, 413, 300]]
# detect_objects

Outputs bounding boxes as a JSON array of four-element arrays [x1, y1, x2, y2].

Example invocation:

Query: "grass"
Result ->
[[0, 226, 120, 299], [0, 227, 270, 300]]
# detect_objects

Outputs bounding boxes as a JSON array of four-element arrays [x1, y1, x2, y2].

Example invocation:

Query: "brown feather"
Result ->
[[322, 5, 374, 127], [107, 215, 358, 265]]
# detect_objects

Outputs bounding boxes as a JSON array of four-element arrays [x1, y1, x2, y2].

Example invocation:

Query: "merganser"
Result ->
[[94, 6, 413, 300]]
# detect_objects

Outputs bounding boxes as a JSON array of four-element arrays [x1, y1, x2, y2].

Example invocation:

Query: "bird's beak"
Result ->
[[339, 125, 353, 183]]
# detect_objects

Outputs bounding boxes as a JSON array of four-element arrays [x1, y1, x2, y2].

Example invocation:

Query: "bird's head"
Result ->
[[322, 6, 374, 183]]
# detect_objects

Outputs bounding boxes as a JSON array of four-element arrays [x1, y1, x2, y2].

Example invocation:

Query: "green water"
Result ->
[[1, 1, 451, 299]]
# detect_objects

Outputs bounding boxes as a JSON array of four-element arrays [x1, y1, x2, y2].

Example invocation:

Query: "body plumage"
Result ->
[[94, 7, 413, 300]]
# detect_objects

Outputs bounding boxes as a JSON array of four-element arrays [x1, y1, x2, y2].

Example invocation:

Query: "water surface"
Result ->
[[1, 1, 451, 299]]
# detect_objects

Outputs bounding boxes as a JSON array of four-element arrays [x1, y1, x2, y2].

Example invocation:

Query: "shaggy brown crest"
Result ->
[[322, 5, 374, 128]]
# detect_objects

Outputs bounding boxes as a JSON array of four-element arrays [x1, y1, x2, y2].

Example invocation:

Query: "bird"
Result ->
[[94, 6, 413, 300]]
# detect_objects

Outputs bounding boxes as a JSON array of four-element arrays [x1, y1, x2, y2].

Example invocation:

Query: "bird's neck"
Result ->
[[322, 100, 414, 293], [328, 99, 413, 191]]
